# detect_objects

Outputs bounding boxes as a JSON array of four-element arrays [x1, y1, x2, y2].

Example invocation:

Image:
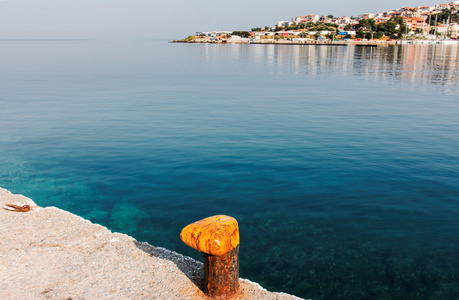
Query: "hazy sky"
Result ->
[[0, 0, 443, 39]]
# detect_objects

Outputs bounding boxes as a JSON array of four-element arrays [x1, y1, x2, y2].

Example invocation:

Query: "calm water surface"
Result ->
[[1, 40, 459, 299]]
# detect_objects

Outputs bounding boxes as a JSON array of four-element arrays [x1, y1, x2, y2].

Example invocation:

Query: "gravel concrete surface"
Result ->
[[0, 188, 303, 300]]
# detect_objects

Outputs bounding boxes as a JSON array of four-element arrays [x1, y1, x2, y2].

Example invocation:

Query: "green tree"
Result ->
[[374, 31, 384, 39], [286, 23, 299, 30], [305, 21, 316, 29], [325, 23, 338, 29], [356, 18, 376, 31], [429, 9, 459, 25], [355, 18, 377, 39], [389, 16, 405, 25], [230, 31, 251, 38], [375, 18, 411, 39]]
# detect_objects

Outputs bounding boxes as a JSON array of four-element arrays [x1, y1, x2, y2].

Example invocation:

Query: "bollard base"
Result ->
[[203, 245, 240, 299]]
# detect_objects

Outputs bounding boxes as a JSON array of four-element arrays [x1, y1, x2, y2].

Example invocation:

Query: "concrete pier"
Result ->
[[0, 187, 302, 300]]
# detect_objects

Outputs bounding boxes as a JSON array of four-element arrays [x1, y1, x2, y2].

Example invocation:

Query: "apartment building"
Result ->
[[436, 3, 451, 10], [404, 17, 430, 31], [292, 15, 320, 24], [358, 13, 375, 19]]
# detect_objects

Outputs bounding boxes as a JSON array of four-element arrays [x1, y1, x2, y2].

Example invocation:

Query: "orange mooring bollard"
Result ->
[[180, 215, 240, 299]]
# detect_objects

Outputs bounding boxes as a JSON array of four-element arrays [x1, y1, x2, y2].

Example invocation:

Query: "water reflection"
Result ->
[[355, 45, 459, 86], [194, 43, 459, 87], [1, 40, 459, 300]]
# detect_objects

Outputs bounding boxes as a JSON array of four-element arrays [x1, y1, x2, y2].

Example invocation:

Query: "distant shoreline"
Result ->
[[172, 38, 397, 47]]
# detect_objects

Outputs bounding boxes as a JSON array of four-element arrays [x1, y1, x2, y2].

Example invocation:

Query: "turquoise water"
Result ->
[[1, 40, 459, 299]]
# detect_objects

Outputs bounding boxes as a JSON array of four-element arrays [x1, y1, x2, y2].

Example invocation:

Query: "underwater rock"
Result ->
[[108, 202, 148, 235], [84, 209, 109, 223]]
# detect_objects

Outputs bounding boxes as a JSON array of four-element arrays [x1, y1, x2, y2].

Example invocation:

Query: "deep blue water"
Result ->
[[1, 40, 459, 299]]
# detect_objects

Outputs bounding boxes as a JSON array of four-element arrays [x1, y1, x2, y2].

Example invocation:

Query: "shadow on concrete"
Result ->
[[133, 241, 205, 292]]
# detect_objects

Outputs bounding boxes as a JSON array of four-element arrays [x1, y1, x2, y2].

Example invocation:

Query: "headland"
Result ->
[[172, 36, 397, 47]]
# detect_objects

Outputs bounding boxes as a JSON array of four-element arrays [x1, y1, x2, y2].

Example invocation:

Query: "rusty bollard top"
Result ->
[[180, 215, 239, 256]]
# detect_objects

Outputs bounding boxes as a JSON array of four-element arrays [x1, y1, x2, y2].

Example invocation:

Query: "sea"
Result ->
[[1, 39, 458, 299]]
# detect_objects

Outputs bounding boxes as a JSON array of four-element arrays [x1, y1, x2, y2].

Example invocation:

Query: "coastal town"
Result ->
[[176, 1, 459, 45]]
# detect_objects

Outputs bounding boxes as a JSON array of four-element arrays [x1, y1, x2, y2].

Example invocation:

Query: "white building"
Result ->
[[196, 31, 232, 37], [359, 13, 375, 19], [417, 6, 436, 13], [436, 3, 451, 10], [293, 15, 320, 24], [383, 11, 396, 18], [436, 24, 449, 33], [277, 21, 291, 27], [450, 23, 459, 37], [336, 16, 351, 25]]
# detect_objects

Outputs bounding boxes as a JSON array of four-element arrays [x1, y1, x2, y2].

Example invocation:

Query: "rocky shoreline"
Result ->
[[0, 187, 303, 300], [171, 37, 397, 47]]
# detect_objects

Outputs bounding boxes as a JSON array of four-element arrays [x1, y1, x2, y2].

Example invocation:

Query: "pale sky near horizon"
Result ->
[[0, 0, 444, 39]]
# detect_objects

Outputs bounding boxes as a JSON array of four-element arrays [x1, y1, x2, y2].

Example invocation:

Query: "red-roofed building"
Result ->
[[404, 17, 429, 32], [436, 3, 451, 10]]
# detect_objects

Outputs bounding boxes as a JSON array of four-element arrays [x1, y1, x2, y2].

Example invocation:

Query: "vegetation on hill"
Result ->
[[186, 6, 458, 41], [230, 31, 251, 38], [247, 7, 458, 40], [429, 8, 459, 24], [355, 16, 410, 39]]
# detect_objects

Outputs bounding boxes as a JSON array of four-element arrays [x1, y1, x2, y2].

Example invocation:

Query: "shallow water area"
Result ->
[[1, 40, 459, 299]]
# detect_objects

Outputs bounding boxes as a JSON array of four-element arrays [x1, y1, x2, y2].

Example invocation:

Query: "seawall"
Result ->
[[0, 187, 303, 300]]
